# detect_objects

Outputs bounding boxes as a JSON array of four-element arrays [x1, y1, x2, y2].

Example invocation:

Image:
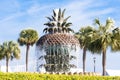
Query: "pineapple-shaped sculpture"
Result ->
[[36, 9, 80, 72]]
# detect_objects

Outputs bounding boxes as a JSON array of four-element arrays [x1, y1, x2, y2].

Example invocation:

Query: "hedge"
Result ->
[[0, 72, 120, 80]]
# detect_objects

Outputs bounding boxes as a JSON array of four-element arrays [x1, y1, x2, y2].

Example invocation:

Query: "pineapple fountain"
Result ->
[[36, 9, 80, 73]]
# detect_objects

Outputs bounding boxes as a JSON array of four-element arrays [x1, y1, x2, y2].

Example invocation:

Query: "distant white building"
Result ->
[[70, 68, 83, 73], [106, 69, 120, 76], [0, 66, 12, 72], [0, 60, 36, 72]]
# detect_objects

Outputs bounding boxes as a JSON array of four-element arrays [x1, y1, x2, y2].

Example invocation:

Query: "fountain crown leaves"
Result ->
[[43, 8, 74, 34]]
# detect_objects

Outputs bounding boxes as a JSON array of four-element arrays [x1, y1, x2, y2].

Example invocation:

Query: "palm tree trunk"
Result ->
[[26, 44, 30, 72], [6, 58, 9, 72], [83, 47, 86, 73], [102, 49, 106, 76]]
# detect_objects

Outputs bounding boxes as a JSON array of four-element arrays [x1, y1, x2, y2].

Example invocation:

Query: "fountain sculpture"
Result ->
[[36, 9, 80, 72]]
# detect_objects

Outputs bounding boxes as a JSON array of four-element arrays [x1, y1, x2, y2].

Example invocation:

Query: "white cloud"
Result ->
[[27, 4, 55, 15], [0, 12, 25, 23], [27, 4, 41, 14], [0, 3, 54, 23], [58, 0, 115, 31]]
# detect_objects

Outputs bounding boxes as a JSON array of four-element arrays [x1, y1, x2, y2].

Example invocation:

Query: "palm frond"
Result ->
[[94, 18, 100, 26], [65, 23, 72, 27], [61, 22, 66, 27], [53, 9, 56, 17], [46, 17, 53, 21], [44, 23, 52, 27], [62, 9, 66, 18], [64, 16, 71, 22], [52, 16, 56, 21], [105, 18, 114, 31], [67, 28, 74, 33], [58, 8, 61, 21], [43, 28, 48, 33]]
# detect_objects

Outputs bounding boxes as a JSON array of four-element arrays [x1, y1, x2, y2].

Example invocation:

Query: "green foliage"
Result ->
[[0, 41, 20, 60], [75, 26, 97, 49], [18, 29, 39, 46], [94, 18, 117, 75], [0, 41, 20, 72], [18, 28, 39, 71], [75, 26, 98, 72], [0, 72, 120, 80], [111, 27, 120, 51]]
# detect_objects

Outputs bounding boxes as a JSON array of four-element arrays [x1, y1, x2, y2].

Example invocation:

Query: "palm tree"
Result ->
[[43, 8, 73, 33], [0, 41, 20, 72], [94, 18, 115, 75], [18, 29, 39, 71], [75, 26, 97, 72], [0, 45, 3, 60]]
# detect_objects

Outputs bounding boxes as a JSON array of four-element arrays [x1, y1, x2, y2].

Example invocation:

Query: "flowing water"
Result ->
[[36, 42, 80, 72]]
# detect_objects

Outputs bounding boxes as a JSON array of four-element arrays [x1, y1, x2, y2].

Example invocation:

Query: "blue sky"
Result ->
[[0, 0, 120, 72]]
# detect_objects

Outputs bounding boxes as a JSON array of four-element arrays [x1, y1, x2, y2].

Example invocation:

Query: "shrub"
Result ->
[[0, 72, 120, 80]]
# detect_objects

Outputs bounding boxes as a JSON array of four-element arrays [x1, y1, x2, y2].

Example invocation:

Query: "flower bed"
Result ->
[[0, 72, 119, 80]]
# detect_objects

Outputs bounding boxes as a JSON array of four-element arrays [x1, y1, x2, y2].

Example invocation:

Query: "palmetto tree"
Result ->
[[18, 29, 39, 71], [43, 8, 73, 33], [0, 41, 20, 72], [75, 26, 97, 72], [0, 45, 3, 60], [94, 18, 115, 75]]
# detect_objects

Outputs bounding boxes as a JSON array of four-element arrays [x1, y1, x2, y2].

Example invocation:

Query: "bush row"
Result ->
[[0, 72, 120, 80], [39, 72, 101, 76]]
